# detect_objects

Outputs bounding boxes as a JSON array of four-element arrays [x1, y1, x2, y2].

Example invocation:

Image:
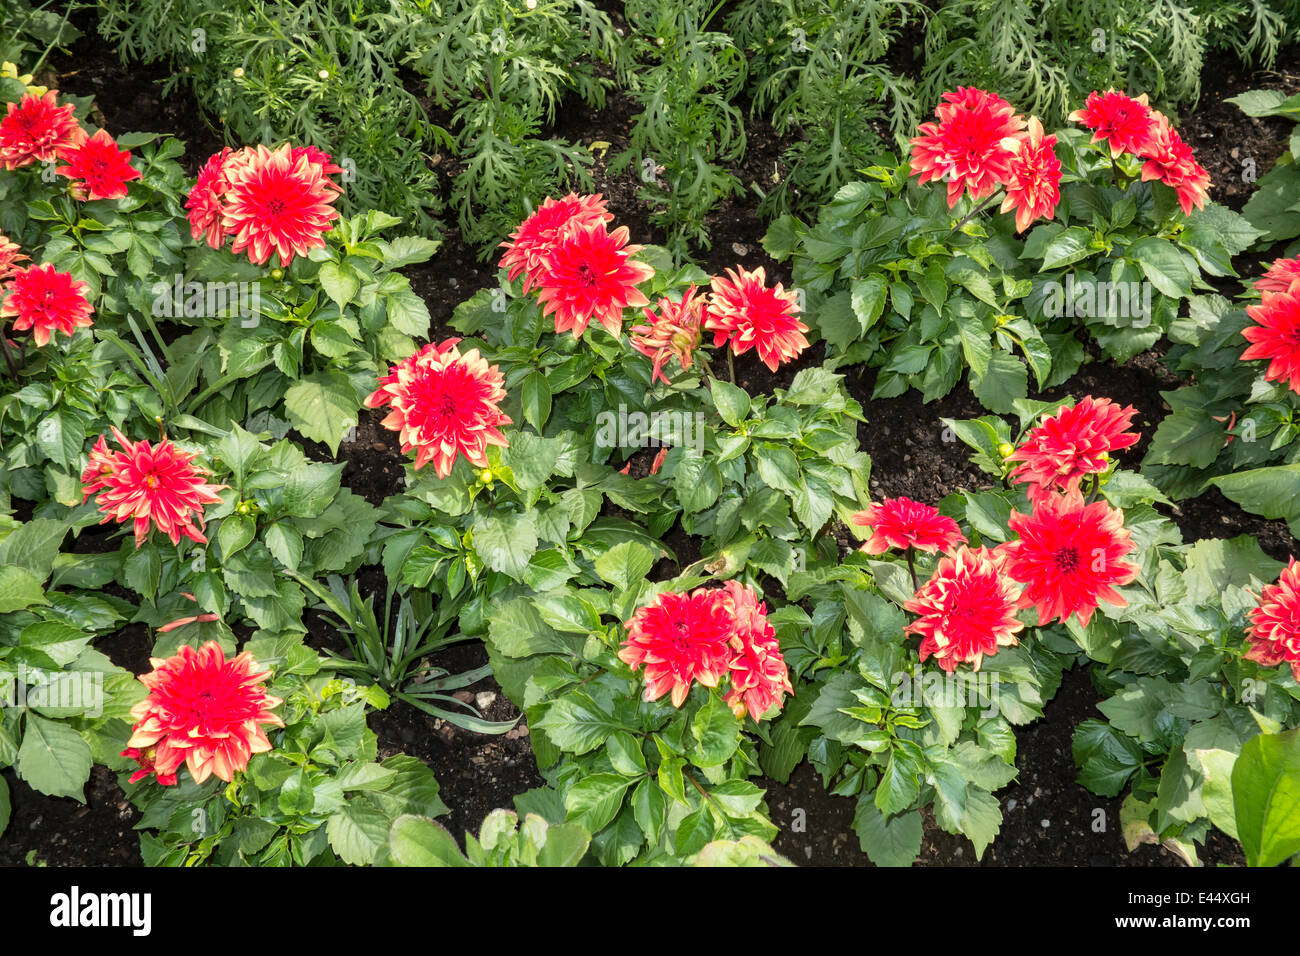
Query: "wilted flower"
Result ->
[[1, 263, 94, 347], [851, 497, 967, 555], [904, 546, 1024, 672], [365, 338, 512, 478], [1001, 491, 1139, 627], [705, 265, 808, 372], [631, 284, 707, 384], [124, 642, 284, 786], [81, 428, 227, 548]]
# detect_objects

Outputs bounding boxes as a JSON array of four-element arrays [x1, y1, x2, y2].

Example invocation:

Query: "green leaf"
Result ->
[[326, 797, 391, 866], [536, 694, 625, 755], [853, 801, 921, 867], [971, 350, 1028, 414], [218, 514, 256, 559], [0, 776, 9, 839], [674, 457, 721, 514], [1232, 728, 1300, 867], [690, 695, 741, 768], [1212, 465, 1300, 525], [318, 260, 361, 310], [593, 541, 655, 592], [521, 371, 552, 432], [850, 275, 888, 333], [18, 715, 91, 801], [1128, 237, 1193, 299], [565, 773, 630, 834], [1039, 227, 1095, 270], [0, 566, 47, 613], [710, 380, 750, 427], [285, 371, 359, 455], [472, 510, 538, 580], [387, 815, 471, 866]]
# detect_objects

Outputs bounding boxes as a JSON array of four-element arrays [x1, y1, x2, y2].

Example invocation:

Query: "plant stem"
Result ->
[[906, 547, 919, 592], [0, 334, 19, 379], [952, 195, 997, 233], [726, 348, 735, 384]]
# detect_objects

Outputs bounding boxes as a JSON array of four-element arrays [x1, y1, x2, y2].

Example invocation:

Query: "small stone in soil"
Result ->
[[475, 691, 497, 711]]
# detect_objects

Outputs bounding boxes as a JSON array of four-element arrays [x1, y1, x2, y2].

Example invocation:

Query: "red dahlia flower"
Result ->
[[1242, 289, 1300, 394], [904, 546, 1024, 672], [1007, 396, 1139, 502], [721, 580, 792, 721], [909, 87, 1025, 207], [124, 642, 284, 786], [365, 338, 512, 478], [852, 497, 967, 555], [535, 222, 654, 338], [81, 428, 227, 548], [1139, 112, 1210, 216], [186, 147, 240, 248], [1256, 257, 1300, 295], [620, 587, 737, 707], [705, 265, 809, 372], [0, 233, 27, 282], [1, 263, 94, 347], [999, 116, 1062, 232], [55, 128, 142, 201], [1245, 557, 1300, 682], [631, 284, 708, 384], [0, 91, 81, 170], [499, 193, 614, 292], [1068, 90, 1157, 158], [1002, 491, 1139, 627], [220, 142, 342, 266]]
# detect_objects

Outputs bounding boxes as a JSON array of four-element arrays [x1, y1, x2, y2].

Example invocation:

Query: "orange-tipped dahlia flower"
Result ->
[[999, 116, 1062, 233], [1001, 491, 1139, 627], [1139, 112, 1210, 216], [720, 580, 792, 721], [0, 232, 28, 282], [1245, 558, 1300, 682], [1006, 396, 1139, 502], [909, 87, 1025, 207], [0, 91, 81, 169], [631, 284, 708, 384], [1242, 289, 1300, 394], [499, 193, 614, 292], [123, 642, 284, 786], [1255, 256, 1300, 295], [705, 265, 808, 372], [535, 222, 655, 339], [852, 497, 967, 555], [1, 262, 94, 347], [218, 142, 342, 266], [620, 587, 737, 708], [81, 428, 227, 548], [904, 545, 1024, 672], [365, 338, 512, 478]]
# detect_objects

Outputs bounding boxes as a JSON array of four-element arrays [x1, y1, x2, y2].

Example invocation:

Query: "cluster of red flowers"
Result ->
[[365, 337, 512, 478], [859, 396, 1141, 671], [123, 642, 284, 786], [1245, 557, 1300, 682], [0, 91, 141, 199], [81, 427, 227, 548], [500, 194, 809, 375], [1070, 90, 1211, 215], [185, 143, 344, 267], [909, 87, 1210, 229], [620, 580, 792, 721], [1242, 257, 1300, 394]]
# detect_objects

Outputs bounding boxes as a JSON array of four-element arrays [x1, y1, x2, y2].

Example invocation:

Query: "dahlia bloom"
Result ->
[[81, 428, 227, 548], [0, 91, 81, 170], [705, 265, 809, 372], [721, 580, 792, 721], [904, 546, 1024, 672], [999, 116, 1061, 232], [219, 142, 342, 266], [186, 146, 239, 248], [852, 497, 967, 555], [124, 642, 284, 786], [909, 87, 1025, 207], [1007, 396, 1139, 501], [1245, 558, 1300, 682], [1, 263, 94, 347], [1068, 90, 1157, 158], [620, 587, 737, 707], [55, 128, 141, 200], [1255, 257, 1300, 295], [499, 193, 613, 292], [1242, 289, 1300, 394], [631, 284, 707, 384], [0, 232, 27, 282], [1002, 491, 1139, 627], [1139, 112, 1210, 216], [365, 338, 512, 478], [535, 222, 654, 338]]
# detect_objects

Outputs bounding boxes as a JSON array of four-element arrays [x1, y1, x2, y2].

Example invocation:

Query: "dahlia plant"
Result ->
[[765, 86, 1257, 413]]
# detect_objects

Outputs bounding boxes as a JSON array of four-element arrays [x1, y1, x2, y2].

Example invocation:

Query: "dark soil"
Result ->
[[4, 18, 1297, 868]]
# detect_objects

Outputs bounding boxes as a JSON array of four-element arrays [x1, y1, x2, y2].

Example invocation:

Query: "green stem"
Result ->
[[906, 547, 919, 592], [951, 195, 997, 233]]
